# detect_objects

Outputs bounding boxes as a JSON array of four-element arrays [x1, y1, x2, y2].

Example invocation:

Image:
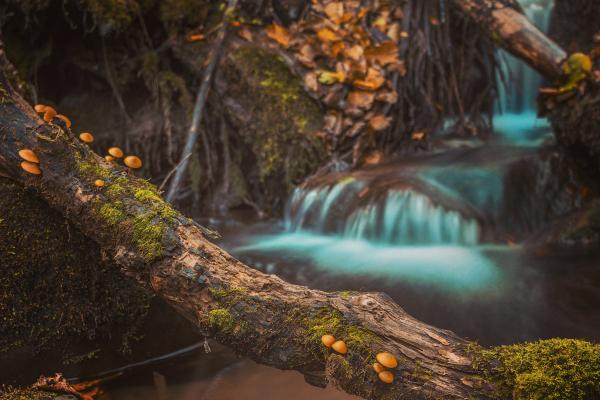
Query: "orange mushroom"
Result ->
[[21, 161, 41, 175], [376, 352, 398, 369], [34, 104, 47, 113], [94, 179, 105, 187], [55, 114, 72, 128], [331, 340, 348, 354], [373, 362, 385, 374], [321, 334, 336, 348], [105, 155, 115, 162], [108, 147, 124, 158], [18, 149, 39, 164], [79, 132, 94, 143], [378, 370, 394, 384], [124, 155, 142, 169], [43, 107, 57, 122]]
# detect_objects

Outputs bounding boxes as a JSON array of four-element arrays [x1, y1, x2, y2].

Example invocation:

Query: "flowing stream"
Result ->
[[88, 1, 600, 398]]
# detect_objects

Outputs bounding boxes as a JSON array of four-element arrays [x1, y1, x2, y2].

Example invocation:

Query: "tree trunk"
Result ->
[[452, 0, 567, 81], [0, 51, 497, 399]]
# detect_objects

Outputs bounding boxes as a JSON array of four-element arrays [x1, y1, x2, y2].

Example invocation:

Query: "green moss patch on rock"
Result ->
[[221, 44, 326, 210], [472, 338, 600, 400], [0, 387, 55, 400]]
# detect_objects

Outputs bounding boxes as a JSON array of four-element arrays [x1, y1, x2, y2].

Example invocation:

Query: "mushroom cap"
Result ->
[[18, 149, 40, 164], [108, 147, 124, 158], [373, 362, 385, 374], [43, 107, 57, 122], [124, 155, 142, 169], [105, 155, 115, 162], [95, 179, 105, 187], [331, 340, 348, 354], [378, 370, 394, 384], [321, 334, 336, 348], [21, 161, 41, 175], [55, 114, 71, 128], [34, 104, 47, 113], [376, 352, 398, 369], [79, 132, 94, 143]]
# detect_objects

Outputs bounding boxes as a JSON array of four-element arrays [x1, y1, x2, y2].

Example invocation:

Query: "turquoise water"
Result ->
[[236, 234, 501, 292]]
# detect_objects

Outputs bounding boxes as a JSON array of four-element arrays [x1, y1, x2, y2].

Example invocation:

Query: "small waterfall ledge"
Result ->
[[285, 180, 481, 246]]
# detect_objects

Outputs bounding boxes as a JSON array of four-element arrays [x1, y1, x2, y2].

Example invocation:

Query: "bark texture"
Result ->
[[453, 0, 567, 81], [0, 55, 496, 400]]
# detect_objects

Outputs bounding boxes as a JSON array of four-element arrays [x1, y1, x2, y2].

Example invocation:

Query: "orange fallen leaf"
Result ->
[[317, 27, 340, 43], [376, 90, 398, 103], [266, 23, 291, 47], [353, 68, 385, 91], [345, 44, 364, 61], [347, 91, 375, 109], [369, 114, 392, 131], [324, 2, 345, 25], [365, 41, 399, 66]]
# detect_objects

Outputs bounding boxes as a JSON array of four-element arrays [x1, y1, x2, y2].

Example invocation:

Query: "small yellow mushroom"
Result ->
[[376, 352, 398, 369], [43, 107, 57, 122], [55, 114, 71, 128], [108, 147, 124, 158], [321, 334, 336, 348], [79, 132, 94, 143], [105, 155, 115, 162], [21, 161, 41, 175], [331, 340, 348, 354], [124, 155, 142, 169], [34, 104, 47, 113], [18, 149, 39, 164], [95, 179, 105, 187], [373, 362, 385, 374], [378, 370, 394, 384]]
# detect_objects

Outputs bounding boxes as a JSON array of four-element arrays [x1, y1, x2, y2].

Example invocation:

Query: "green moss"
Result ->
[[472, 339, 600, 400], [132, 213, 166, 263], [75, 155, 112, 181], [227, 45, 325, 197], [207, 308, 247, 334], [83, 0, 136, 31], [209, 286, 248, 305], [106, 183, 126, 198], [135, 188, 163, 203], [98, 202, 125, 226], [0, 387, 56, 400]]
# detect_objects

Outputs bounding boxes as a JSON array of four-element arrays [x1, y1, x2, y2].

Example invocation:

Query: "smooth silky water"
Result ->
[[102, 1, 599, 398]]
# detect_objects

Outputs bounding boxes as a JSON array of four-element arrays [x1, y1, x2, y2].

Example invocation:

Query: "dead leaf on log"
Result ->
[[369, 114, 392, 131], [376, 90, 398, 103], [266, 23, 291, 47], [237, 28, 253, 42]]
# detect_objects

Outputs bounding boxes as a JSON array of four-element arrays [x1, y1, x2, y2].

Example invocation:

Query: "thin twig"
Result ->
[[158, 153, 192, 192], [165, 0, 238, 203]]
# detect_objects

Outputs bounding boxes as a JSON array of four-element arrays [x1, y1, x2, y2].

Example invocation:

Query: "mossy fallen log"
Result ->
[[1, 45, 599, 400]]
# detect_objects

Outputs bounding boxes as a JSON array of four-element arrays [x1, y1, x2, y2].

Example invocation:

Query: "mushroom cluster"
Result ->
[[18, 149, 41, 175], [321, 334, 347, 354], [34, 104, 71, 128], [373, 351, 398, 384]]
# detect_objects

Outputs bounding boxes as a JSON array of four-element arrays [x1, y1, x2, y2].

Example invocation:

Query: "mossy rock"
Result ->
[[219, 44, 326, 211], [472, 339, 600, 400]]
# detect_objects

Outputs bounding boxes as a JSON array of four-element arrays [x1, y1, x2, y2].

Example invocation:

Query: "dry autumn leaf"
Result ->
[[376, 90, 398, 103], [365, 41, 399, 66], [324, 2, 345, 25], [369, 114, 392, 131], [345, 44, 364, 61], [317, 27, 340, 43], [353, 68, 385, 91], [318, 69, 346, 85], [266, 23, 291, 47], [347, 91, 375, 109]]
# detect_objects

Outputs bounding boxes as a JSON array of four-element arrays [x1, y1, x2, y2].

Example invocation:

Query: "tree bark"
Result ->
[[452, 0, 567, 81], [0, 53, 496, 399]]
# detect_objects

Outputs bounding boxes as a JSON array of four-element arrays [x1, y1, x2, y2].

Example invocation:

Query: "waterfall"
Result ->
[[496, 0, 554, 114], [285, 181, 480, 246]]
